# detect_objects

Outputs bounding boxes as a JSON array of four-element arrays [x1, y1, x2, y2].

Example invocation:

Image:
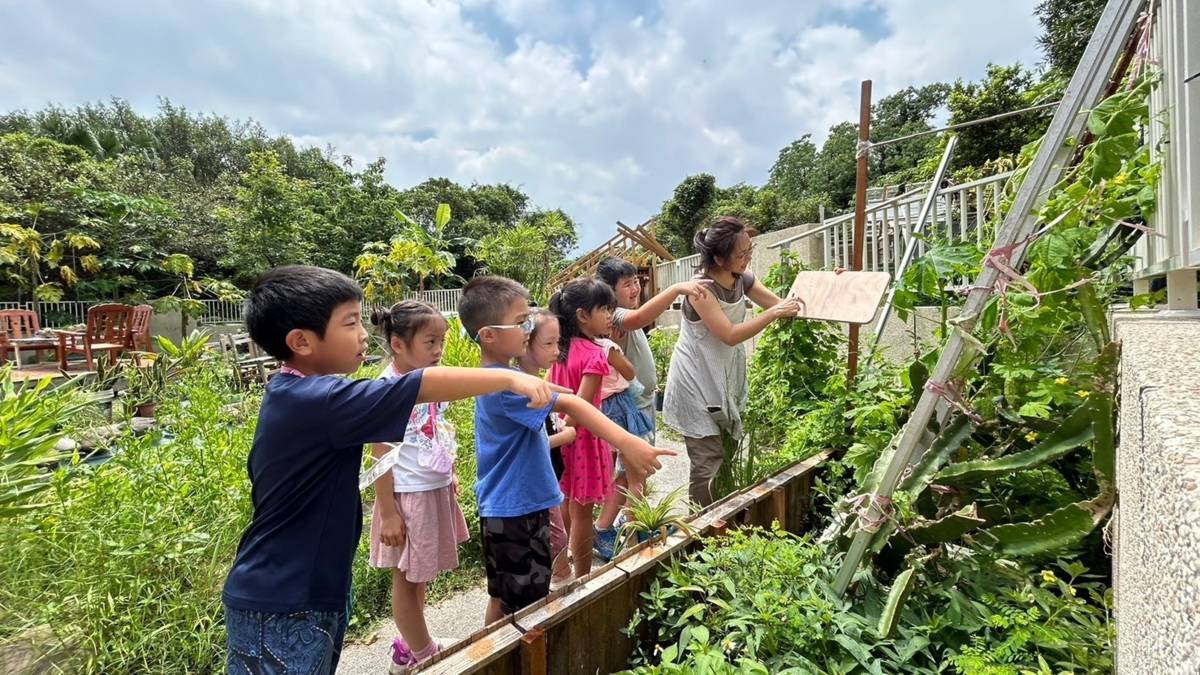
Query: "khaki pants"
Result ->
[[684, 434, 724, 507]]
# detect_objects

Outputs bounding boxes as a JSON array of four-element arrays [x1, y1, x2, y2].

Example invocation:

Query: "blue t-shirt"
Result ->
[[474, 365, 563, 518], [222, 370, 423, 613]]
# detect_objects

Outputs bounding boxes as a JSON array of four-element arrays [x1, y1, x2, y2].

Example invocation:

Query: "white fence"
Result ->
[[654, 172, 1013, 292], [1132, 0, 1199, 282], [0, 288, 465, 329], [771, 171, 1012, 280]]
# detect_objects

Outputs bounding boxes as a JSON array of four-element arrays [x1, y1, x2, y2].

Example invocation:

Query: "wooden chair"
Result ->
[[57, 304, 132, 371], [218, 333, 279, 388], [127, 304, 154, 352], [1, 309, 57, 365]]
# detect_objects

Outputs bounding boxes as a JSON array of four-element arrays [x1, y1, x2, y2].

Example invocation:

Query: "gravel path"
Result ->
[[337, 431, 689, 674]]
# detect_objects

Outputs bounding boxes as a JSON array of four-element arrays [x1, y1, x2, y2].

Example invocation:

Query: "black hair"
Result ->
[[596, 256, 638, 288], [245, 265, 364, 360], [693, 216, 756, 273], [548, 277, 616, 361], [458, 275, 531, 339], [370, 300, 445, 353]]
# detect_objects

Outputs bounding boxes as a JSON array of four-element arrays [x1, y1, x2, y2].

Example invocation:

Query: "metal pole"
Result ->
[[872, 135, 958, 345], [832, 0, 1145, 596], [847, 80, 872, 386]]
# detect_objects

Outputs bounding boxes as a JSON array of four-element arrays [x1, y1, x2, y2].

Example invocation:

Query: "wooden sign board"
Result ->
[[786, 271, 890, 325]]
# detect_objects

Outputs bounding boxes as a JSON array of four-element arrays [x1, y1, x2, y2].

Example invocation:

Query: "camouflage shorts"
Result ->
[[480, 510, 551, 615]]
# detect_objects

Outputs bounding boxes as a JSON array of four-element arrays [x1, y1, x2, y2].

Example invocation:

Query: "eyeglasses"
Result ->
[[474, 316, 536, 341], [734, 246, 754, 261]]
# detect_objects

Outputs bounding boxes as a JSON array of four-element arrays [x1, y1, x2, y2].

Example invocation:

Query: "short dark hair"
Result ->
[[596, 257, 638, 288], [694, 216, 756, 272], [458, 275, 531, 339], [245, 265, 364, 360], [370, 300, 445, 350]]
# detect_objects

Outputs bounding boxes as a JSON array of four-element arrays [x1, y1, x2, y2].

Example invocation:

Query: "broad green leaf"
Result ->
[[900, 414, 973, 492], [906, 505, 986, 545], [936, 402, 1094, 485], [878, 567, 916, 638], [1091, 343, 1119, 488], [984, 494, 1114, 556], [434, 202, 451, 230], [1075, 282, 1109, 350]]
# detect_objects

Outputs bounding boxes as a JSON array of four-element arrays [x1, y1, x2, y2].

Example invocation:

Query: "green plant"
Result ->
[[848, 76, 1161, 573], [617, 486, 693, 551], [154, 329, 212, 370], [122, 354, 171, 410], [0, 370, 89, 517], [354, 202, 465, 302], [624, 528, 1112, 674], [647, 327, 678, 391], [0, 361, 255, 672], [743, 252, 842, 450]]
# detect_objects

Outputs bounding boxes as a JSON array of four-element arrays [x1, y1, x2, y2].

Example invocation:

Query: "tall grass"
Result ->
[[0, 363, 255, 673]]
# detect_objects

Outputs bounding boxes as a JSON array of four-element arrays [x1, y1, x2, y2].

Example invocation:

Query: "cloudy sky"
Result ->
[[0, 0, 1042, 250]]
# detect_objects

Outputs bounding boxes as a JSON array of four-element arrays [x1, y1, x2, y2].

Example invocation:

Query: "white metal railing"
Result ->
[[767, 171, 1013, 280], [407, 288, 462, 314], [1133, 0, 1199, 279], [0, 288, 465, 329], [657, 254, 701, 289]]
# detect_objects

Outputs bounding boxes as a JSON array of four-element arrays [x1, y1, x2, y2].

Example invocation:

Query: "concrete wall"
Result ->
[[149, 310, 244, 346], [1112, 312, 1200, 674]]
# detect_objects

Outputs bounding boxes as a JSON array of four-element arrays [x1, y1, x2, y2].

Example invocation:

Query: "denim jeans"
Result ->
[[225, 605, 347, 675]]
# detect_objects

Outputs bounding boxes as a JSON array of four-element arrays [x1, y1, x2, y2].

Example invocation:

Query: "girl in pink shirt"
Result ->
[[547, 278, 618, 577]]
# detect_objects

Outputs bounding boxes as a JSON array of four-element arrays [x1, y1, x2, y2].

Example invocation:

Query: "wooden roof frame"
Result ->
[[548, 218, 674, 293]]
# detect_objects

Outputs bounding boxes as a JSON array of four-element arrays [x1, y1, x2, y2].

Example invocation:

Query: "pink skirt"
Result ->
[[560, 431, 615, 505], [368, 484, 470, 583]]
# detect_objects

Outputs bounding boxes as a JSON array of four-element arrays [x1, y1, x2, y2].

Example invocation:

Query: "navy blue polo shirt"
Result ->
[[222, 369, 423, 613]]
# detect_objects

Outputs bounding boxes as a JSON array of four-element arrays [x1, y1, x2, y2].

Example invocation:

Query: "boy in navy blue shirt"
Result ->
[[457, 276, 675, 623], [223, 266, 553, 675]]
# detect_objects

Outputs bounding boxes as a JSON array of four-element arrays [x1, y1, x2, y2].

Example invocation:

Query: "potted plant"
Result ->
[[648, 328, 678, 412], [617, 486, 693, 553], [124, 355, 170, 417]]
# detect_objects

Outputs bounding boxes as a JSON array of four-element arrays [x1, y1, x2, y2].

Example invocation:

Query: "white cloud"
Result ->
[[0, 0, 1042, 251]]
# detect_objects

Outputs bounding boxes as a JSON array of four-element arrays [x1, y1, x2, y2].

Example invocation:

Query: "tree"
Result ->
[[947, 64, 1046, 170], [870, 83, 951, 180], [354, 203, 462, 303], [656, 173, 718, 256], [216, 151, 321, 282], [1036, 0, 1107, 76], [473, 210, 575, 303], [767, 135, 819, 201], [812, 122, 860, 210]]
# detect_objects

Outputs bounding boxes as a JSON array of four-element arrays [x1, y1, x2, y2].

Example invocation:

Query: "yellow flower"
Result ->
[[1112, 173, 1128, 186], [1041, 570, 1057, 585], [1076, 389, 1090, 399], [1025, 432, 1039, 443], [1054, 377, 1069, 386]]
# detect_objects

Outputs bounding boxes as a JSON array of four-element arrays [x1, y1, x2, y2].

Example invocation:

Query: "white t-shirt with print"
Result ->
[[377, 364, 456, 492]]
